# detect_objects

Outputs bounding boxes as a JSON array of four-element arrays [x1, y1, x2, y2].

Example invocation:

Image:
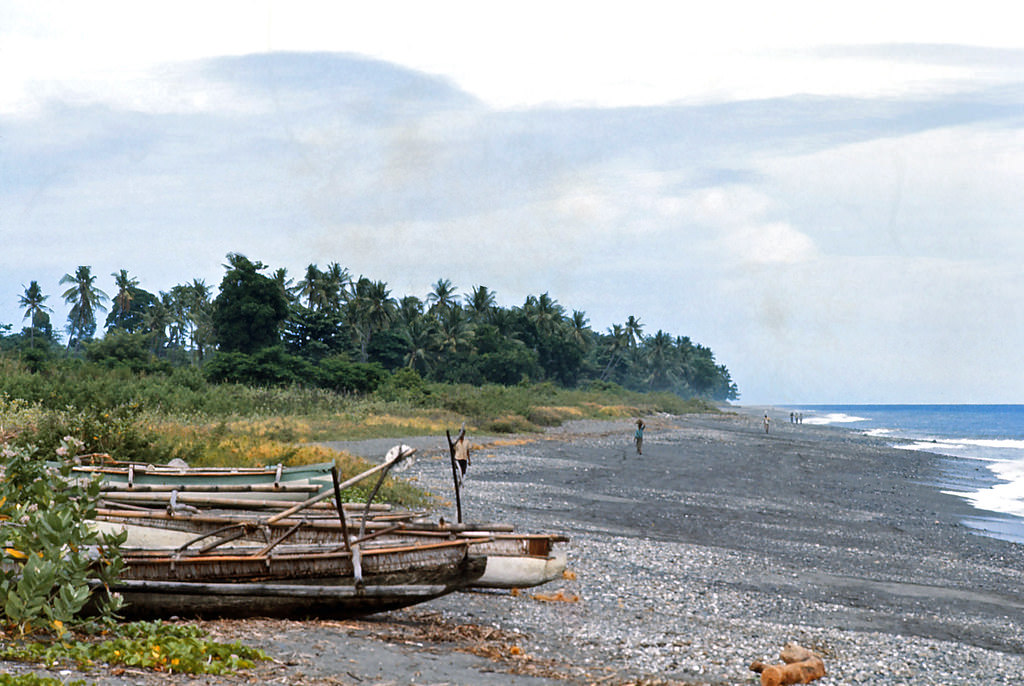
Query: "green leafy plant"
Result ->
[[0, 673, 86, 686], [0, 439, 124, 636], [0, 620, 269, 675]]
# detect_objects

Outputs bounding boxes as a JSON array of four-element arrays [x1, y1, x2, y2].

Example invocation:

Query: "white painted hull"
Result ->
[[474, 548, 568, 589]]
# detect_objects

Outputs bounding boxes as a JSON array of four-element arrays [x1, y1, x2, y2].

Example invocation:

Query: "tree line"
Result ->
[[1, 253, 739, 400]]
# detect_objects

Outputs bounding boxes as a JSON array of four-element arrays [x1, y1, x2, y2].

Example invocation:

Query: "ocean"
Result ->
[[788, 404, 1024, 544]]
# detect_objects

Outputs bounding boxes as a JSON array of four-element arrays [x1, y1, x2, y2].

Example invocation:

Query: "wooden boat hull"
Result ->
[[119, 538, 479, 584], [96, 556, 486, 619], [97, 512, 569, 589], [78, 462, 336, 504]]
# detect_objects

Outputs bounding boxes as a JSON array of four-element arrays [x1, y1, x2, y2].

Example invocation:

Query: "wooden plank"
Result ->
[[107, 579, 447, 598]]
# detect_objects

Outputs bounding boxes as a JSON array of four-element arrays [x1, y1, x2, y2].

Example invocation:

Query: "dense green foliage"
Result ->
[[2, 254, 738, 401], [0, 440, 125, 636]]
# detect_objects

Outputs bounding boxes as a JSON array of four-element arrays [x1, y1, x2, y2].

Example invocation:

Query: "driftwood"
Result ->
[[750, 643, 826, 686]]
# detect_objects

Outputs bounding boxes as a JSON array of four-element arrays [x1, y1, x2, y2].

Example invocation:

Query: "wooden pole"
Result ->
[[193, 448, 416, 554], [331, 467, 351, 552], [265, 448, 416, 526]]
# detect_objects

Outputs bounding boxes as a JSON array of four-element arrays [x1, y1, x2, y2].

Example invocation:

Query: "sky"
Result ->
[[2, 1, 1022, 404]]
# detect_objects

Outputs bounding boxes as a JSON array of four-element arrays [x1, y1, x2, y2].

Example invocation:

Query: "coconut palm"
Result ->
[[186, 279, 214, 361], [434, 305, 472, 354], [569, 310, 590, 347], [426, 278, 458, 316], [60, 266, 109, 350], [143, 297, 171, 354], [644, 330, 676, 390], [465, 285, 497, 323], [600, 324, 630, 381], [625, 315, 644, 349], [348, 277, 396, 362], [325, 263, 352, 307], [524, 292, 565, 335], [396, 295, 425, 326], [297, 265, 323, 310], [19, 281, 52, 345], [271, 268, 296, 304], [401, 315, 435, 374], [108, 269, 139, 331]]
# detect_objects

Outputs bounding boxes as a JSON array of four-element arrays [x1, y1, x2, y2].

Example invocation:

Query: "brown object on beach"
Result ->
[[749, 643, 826, 686]]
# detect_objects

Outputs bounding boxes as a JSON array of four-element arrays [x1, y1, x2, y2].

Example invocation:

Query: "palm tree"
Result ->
[[272, 268, 296, 304], [162, 291, 185, 349], [465, 285, 497, 323], [109, 269, 139, 330], [19, 281, 51, 345], [401, 315, 435, 375], [60, 266, 108, 350], [426, 278, 458, 316], [569, 310, 590, 347], [325, 262, 352, 308], [396, 295, 425, 326], [188, 279, 213, 360], [600, 324, 630, 381], [143, 297, 171, 355], [525, 292, 565, 335], [348, 277, 396, 362], [625, 315, 644, 349], [644, 330, 676, 390], [434, 306, 472, 354], [297, 265, 328, 311]]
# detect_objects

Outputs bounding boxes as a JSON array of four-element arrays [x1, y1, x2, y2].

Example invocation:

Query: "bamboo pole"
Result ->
[[265, 447, 416, 526], [331, 466, 351, 552]]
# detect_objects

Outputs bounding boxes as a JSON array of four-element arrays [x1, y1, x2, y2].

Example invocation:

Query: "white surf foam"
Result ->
[[801, 412, 868, 426]]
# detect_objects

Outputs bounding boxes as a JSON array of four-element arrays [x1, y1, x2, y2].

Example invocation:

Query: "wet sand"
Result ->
[[12, 408, 1024, 684]]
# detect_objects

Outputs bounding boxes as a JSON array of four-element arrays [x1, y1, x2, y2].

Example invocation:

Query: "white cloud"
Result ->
[[5, 1, 1024, 113], [724, 222, 818, 265]]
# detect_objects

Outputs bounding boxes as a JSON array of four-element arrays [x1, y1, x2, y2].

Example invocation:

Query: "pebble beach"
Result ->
[[8, 407, 1024, 685], [326, 408, 1024, 685]]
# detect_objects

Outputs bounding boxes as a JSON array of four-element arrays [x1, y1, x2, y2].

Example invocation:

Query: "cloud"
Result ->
[[4, 48, 1024, 403], [724, 222, 818, 265]]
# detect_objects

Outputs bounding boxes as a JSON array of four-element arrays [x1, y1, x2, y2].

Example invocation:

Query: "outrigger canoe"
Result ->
[[94, 510, 569, 589]]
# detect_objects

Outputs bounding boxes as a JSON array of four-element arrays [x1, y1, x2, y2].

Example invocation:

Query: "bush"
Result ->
[[0, 441, 124, 636], [374, 368, 428, 403], [315, 356, 386, 394]]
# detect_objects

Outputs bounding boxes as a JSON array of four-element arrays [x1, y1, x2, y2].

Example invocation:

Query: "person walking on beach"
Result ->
[[454, 430, 471, 480], [634, 419, 645, 455], [763, 413, 770, 434]]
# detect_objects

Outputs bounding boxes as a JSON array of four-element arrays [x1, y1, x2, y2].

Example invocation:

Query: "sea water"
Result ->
[[789, 405, 1024, 544]]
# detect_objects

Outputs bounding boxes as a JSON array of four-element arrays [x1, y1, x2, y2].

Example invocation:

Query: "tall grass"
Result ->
[[0, 354, 718, 506]]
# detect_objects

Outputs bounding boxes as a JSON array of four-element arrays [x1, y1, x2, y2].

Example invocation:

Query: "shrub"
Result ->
[[0, 441, 124, 636]]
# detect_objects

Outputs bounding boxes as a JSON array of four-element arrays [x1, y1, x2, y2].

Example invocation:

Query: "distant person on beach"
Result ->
[[790, 412, 795, 423], [763, 414, 770, 434], [634, 419, 645, 455], [454, 432, 471, 477]]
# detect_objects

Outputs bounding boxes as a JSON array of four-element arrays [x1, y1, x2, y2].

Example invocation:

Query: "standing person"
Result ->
[[634, 419, 645, 455], [454, 430, 471, 480], [763, 413, 770, 434]]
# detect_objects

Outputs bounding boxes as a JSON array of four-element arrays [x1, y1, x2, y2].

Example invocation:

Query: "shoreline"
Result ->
[[738, 403, 1024, 546], [13, 410, 1024, 684]]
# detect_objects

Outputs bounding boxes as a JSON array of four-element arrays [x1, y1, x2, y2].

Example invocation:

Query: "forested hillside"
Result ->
[[2, 253, 738, 401]]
